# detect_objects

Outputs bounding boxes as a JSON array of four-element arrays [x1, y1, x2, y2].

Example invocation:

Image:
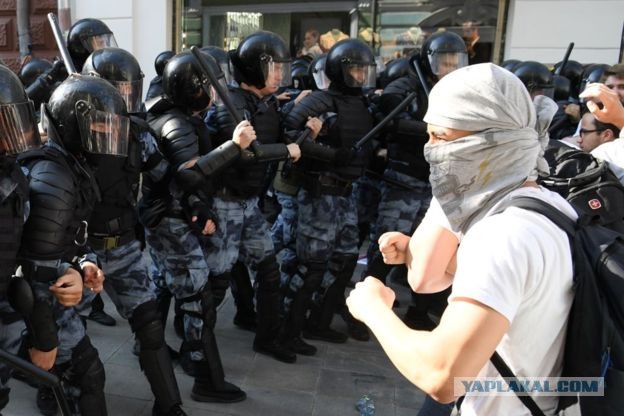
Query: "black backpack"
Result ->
[[491, 196, 624, 416], [542, 142, 624, 233]]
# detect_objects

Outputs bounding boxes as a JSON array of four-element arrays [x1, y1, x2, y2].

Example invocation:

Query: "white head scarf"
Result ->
[[423, 63, 543, 233]]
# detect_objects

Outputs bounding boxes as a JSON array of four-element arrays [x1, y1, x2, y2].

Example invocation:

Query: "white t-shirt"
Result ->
[[591, 139, 624, 185], [451, 186, 577, 415]]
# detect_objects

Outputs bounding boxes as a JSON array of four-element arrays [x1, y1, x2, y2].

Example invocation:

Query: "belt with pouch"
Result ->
[[88, 229, 136, 251]]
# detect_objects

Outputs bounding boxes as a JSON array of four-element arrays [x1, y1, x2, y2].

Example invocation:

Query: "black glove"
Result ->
[[45, 59, 68, 84], [183, 195, 219, 234]]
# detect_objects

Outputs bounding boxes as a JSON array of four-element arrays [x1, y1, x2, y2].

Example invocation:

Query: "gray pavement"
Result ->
[[4, 262, 426, 416]]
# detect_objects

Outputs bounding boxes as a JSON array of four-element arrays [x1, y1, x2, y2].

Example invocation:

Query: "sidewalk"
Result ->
[[4, 271, 426, 415]]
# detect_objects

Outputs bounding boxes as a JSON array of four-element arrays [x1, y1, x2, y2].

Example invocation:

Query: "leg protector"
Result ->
[[254, 256, 282, 343], [282, 261, 326, 341], [317, 255, 357, 330], [179, 285, 226, 388], [155, 289, 172, 329], [129, 301, 181, 412], [210, 273, 231, 308], [365, 252, 393, 285], [229, 263, 257, 330], [65, 336, 107, 416]]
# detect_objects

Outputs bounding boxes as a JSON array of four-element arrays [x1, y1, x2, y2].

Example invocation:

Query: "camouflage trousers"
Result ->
[[270, 191, 299, 287], [94, 239, 156, 320], [202, 196, 275, 275], [145, 217, 210, 362], [367, 168, 432, 262], [0, 298, 24, 409]]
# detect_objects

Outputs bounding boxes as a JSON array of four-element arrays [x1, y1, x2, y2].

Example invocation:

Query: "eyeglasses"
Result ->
[[579, 128, 605, 136]]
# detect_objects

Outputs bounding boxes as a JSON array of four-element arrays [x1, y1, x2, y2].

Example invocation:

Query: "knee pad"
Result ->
[[300, 261, 327, 294], [69, 337, 106, 395], [129, 301, 165, 350], [209, 273, 230, 307], [256, 256, 280, 292]]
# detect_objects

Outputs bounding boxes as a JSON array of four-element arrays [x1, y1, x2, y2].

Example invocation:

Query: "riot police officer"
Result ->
[[362, 31, 467, 336], [143, 50, 253, 403], [0, 64, 45, 413], [17, 73, 120, 416], [81, 47, 186, 416], [146, 50, 175, 101], [204, 31, 300, 363], [281, 38, 376, 351]]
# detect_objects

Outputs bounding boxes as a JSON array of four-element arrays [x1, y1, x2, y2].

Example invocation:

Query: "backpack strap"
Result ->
[[490, 352, 547, 416], [489, 195, 577, 416]]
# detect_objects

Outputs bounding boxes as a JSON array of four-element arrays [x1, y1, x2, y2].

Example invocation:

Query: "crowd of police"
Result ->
[[0, 16, 613, 416]]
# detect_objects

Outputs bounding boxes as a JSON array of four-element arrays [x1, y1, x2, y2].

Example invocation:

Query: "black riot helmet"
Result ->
[[291, 57, 312, 90], [201, 46, 232, 84], [419, 31, 468, 81], [383, 58, 412, 88], [308, 54, 329, 90], [500, 59, 521, 72], [0, 65, 41, 155], [162, 50, 225, 112], [154, 50, 175, 77], [45, 74, 130, 157], [325, 39, 376, 90], [229, 31, 292, 90], [19, 58, 53, 88], [82, 47, 145, 113], [513, 61, 554, 98], [553, 60, 583, 99], [67, 18, 118, 71], [552, 74, 571, 102], [580, 64, 610, 93]]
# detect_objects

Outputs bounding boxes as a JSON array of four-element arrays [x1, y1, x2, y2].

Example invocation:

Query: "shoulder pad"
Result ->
[[161, 117, 196, 143], [145, 95, 175, 115]]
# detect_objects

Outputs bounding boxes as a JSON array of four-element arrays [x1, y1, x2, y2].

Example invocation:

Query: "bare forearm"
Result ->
[[362, 305, 453, 401]]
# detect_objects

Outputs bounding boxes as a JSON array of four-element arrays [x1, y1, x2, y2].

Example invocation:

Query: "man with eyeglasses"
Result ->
[[577, 111, 620, 152]]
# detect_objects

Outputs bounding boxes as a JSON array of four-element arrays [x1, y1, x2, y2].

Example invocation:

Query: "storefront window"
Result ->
[[358, 0, 505, 64]]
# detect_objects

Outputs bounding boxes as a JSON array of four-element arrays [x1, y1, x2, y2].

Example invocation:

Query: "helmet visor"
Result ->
[[342, 63, 376, 88], [76, 101, 130, 156], [312, 67, 331, 90], [428, 52, 468, 78], [0, 101, 42, 155], [110, 79, 143, 113], [83, 33, 118, 53], [262, 59, 292, 88]]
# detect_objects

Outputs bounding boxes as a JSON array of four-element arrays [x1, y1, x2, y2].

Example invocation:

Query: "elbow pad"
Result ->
[[253, 143, 290, 163], [194, 140, 240, 177], [300, 139, 336, 163]]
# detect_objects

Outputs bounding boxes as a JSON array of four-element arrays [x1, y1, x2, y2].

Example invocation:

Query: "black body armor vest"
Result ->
[[0, 157, 28, 293]]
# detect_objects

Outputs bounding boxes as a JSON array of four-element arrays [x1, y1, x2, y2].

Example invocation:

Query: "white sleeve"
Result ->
[[421, 197, 463, 241], [449, 212, 541, 323]]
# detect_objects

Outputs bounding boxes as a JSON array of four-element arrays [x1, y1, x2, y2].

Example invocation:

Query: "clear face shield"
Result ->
[[529, 85, 555, 100], [428, 51, 468, 78], [75, 100, 130, 157], [261, 56, 292, 89], [342, 63, 376, 88], [0, 101, 42, 155], [110, 79, 143, 113], [312, 60, 330, 90], [82, 33, 118, 53]]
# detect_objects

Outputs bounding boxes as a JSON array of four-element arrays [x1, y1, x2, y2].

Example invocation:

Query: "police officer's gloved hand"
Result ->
[[333, 146, 357, 166], [188, 200, 219, 233], [45, 59, 68, 84]]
